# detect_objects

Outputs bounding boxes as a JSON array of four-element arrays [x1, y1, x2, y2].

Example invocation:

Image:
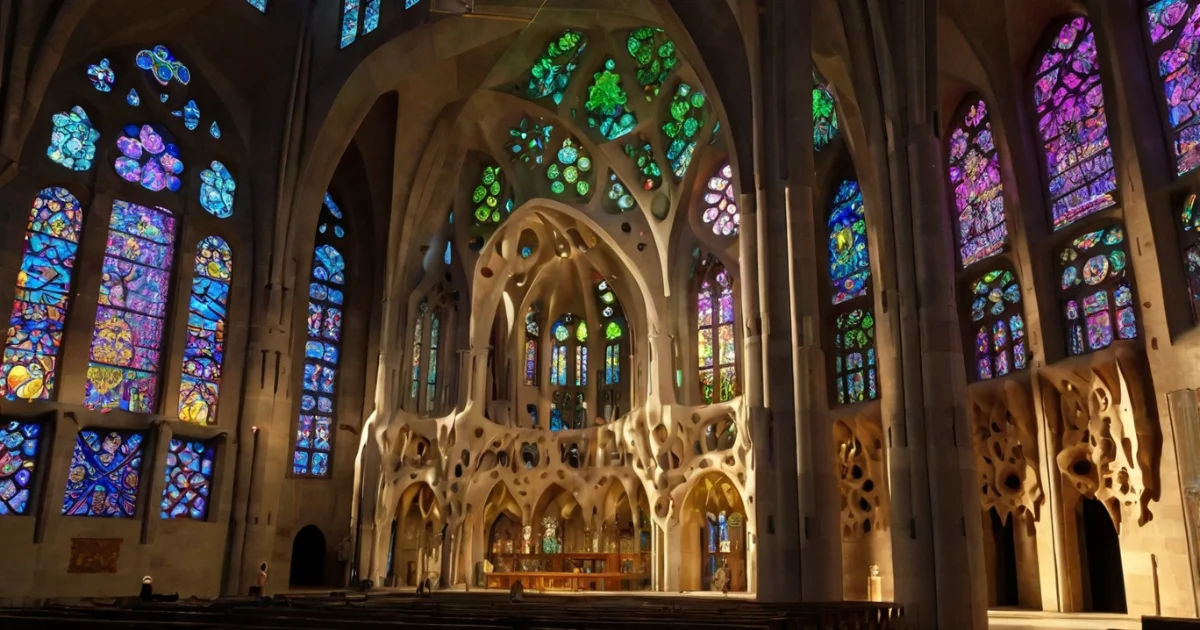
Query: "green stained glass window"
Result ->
[[586, 59, 637, 141], [662, 83, 706, 179], [547, 137, 593, 198], [528, 30, 587, 105], [506, 117, 552, 168], [626, 27, 678, 101], [472, 164, 510, 226], [813, 82, 839, 152], [606, 170, 635, 213], [623, 136, 662, 191]]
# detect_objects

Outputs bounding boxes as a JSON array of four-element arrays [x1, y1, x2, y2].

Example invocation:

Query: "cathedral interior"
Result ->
[[5, 0, 1200, 629]]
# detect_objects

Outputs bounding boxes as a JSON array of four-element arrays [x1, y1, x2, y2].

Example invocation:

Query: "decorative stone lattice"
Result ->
[[1040, 346, 1157, 530], [968, 380, 1043, 526], [833, 412, 888, 538]]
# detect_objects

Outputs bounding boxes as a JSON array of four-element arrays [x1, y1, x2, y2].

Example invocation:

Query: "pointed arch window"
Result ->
[[1033, 16, 1117, 230], [524, 306, 540, 386], [967, 269, 1028, 380], [597, 278, 627, 422], [294, 194, 346, 477], [178, 237, 232, 425], [827, 180, 878, 404], [701, 162, 738, 237], [1143, 0, 1200, 175], [813, 78, 839, 153], [1180, 194, 1200, 322], [411, 301, 426, 401], [1058, 225, 1137, 355], [696, 256, 738, 404], [1, 188, 84, 401], [83, 201, 176, 413], [949, 97, 1007, 267], [548, 315, 586, 429], [340, 0, 382, 48]]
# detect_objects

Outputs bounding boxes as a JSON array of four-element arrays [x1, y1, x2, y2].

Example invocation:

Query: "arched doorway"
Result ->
[[391, 482, 442, 587], [1078, 497, 1126, 613], [290, 525, 327, 587], [987, 509, 1018, 607], [681, 472, 747, 592]]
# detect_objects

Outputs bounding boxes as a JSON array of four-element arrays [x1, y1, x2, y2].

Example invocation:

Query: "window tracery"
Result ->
[[949, 97, 1007, 267], [62, 430, 145, 517], [1058, 225, 1137, 355], [827, 180, 878, 404], [1143, 0, 1200, 174], [178, 237, 233, 425], [813, 79, 838, 153], [524, 305, 540, 387], [0, 421, 41, 514], [696, 256, 737, 404], [968, 269, 1028, 380], [701, 162, 737, 237]]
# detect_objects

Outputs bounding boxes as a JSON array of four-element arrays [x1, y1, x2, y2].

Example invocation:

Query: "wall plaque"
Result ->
[[68, 538, 122, 573]]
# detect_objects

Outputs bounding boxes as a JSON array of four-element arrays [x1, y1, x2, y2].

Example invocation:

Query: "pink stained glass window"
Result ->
[[1033, 17, 1118, 230], [696, 256, 737, 404], [949, 98, 1008, 267], [83, 201, 176, 413], [967, 269, 1028, 381], [1058, 224, 1136, 356], [1144, 0, 1200, 174], [701, 162, 739, 236], [113, 124, 184, 193]]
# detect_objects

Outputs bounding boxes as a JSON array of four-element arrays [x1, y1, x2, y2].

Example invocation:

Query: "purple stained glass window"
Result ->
[[949, 98, 1007, 267], [1144, 0, 1200, 174], [1033, 17, 1118, 230], [697, 256, 738, 404], [179, 237, 232, 425], [161, 438, 215, 519], [294, 194, 345, 477], [967, 268, 1027, 381], [83, 201, 176, 413], [62, 430, 145, 517], [701, 162, 739, 236], [1, 188, 84, 401], [1059, 224, 1136, 356], [114, 124, 184, 192]]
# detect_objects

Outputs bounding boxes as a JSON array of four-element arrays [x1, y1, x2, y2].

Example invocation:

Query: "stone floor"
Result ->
[[988, 609, 1142, 630]]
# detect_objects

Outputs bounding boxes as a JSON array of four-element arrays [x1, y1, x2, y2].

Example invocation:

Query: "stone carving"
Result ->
[[833, 411, 888, 538], [968, 379, 1043, 525], [1040, 346, 1158, 530]]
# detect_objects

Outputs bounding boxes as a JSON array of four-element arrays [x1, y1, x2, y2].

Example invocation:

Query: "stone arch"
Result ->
[[678, 470, 749, 592]]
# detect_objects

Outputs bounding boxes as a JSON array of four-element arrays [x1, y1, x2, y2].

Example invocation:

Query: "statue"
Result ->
[[711, 561, 730, 593]]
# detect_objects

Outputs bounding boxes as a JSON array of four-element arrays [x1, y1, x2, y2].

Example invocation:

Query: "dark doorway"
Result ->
[[989, 509, 1019, 607], [1078, 497, 1126, 613], [385, 518, 398, 582], [290, 525, 327, 587]]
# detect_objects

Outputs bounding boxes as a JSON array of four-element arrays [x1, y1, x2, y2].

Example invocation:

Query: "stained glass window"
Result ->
[[136, 45, 190, 86], [833, 309, 878, 403], [623, 136, 662, 191], [47, 106, 99, 171], [528, 31, 587, 105], [596, 279, 626, 389], [662, 83, 706, 179], [62, 430, 145, 517], [548, 137, 593, 197], [627, 28, 678, 101], [1058, 225, 1137, 355], [1144, 0, 1200, 174], [341, 0, 360, 48], [472, 164, 511, 226], [525, 306, 540, 386], [161, 438, 215, 519], [87, 58, 114, 92], [84, 201, 176, 413], [411, 302, 426, 400], [813, 80, 838, 152], [179, 237, 232, 425], [199, 161, 236, 218], [949, 97, 1007, 267], [2, 188, 84, 401], [0, 420, 41, 514], [968, 269, 1027, 381], [828, 180, 870, 304], [586, 59, 637, 141], [294, 195, 346, 477], [1033, 17, 1117, 230], [114, 124, 184, 192], [171, 99, 200, 131], [426, 313, 440, 412], [506, 117, 552, 168], [696, 257, 737, 404], [246, 0, 266, 12], [1180, 194, 1200, 322], [575, 320, 588, 387], [701, 162, 738, 236], [607, 170, 636, 212], [363, 0, 381, 34]]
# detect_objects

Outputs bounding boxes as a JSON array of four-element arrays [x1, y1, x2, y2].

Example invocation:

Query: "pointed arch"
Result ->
[[1142, 0, 1200, 175], [826, 179, 878, 404], [948, 96, 1007, 267], [695, 255, 738, 404]]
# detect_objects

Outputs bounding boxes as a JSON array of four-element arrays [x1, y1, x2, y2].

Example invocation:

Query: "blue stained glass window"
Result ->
[[47, 106, 100, 171], [443, 242, 452, 265], [83, 201, 176, 413], [340, 0, 360, 48], [406, 0, 421, 7], [114, 124, 184, 192], [828, 180, 870, 305], [135, 45, 191, 86], [2, 188, 84, 401], [363, 0, 380, 34], [62, 430, 145, 517], [0, 421, 41, 515], [199, 161, 236, 218], [87, 58, 114, 92], [161, 438, 215, 519], [294, 194, 346, 477], [426, 313, 440, 411], [179, 237, 232, 425], [411, 302, 426, 400], [246, 0, 266, 12]]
